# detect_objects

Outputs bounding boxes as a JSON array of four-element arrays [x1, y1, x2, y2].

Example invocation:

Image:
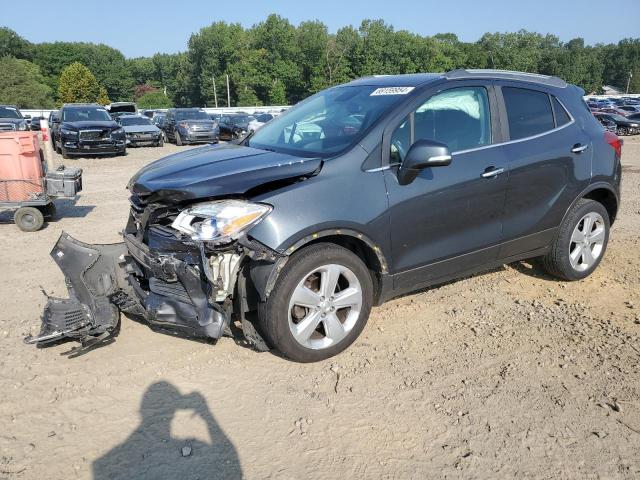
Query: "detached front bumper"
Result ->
[[25, 232, 229, 346]]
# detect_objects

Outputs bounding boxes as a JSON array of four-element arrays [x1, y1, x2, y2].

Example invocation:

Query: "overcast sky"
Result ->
[[5, 0, 640, 58]]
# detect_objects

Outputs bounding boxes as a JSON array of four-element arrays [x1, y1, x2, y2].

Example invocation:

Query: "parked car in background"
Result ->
[[595, 115, 617, 133], [0, 105, 29, 132], [48, 111, 60, 148], [618, 105, 640, 115], [117, 114, 164, 147], [151, 112, 166, 129], [163, 108, 219, 145], [30, 70, 622, 363], [626, 112, 640, 122], [218, 114, 251, 140], [594, 112, 639, 136], [208, 113, 223, 123], [29, 116, 43, 131], [51, 103, 126, 158], [248, 113, 275, 132], [599, 106, 633, 117]]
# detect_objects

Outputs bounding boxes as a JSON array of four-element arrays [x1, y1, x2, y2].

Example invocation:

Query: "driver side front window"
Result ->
[[390, 87, 492, 163]]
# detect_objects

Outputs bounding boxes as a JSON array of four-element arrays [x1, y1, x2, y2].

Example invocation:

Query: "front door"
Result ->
[[383, 83, 510, 291]]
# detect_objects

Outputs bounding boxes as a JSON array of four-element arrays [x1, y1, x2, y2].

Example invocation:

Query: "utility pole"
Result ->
[[212, 76, 218, 108], [226, 74, 231, 107], [627, 71, 633, 94]]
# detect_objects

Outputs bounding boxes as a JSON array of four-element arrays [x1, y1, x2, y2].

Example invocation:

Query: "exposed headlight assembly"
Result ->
[[172, 199, 272, 243], [18, 121, 28, 131], [60, 127, 77, 136]]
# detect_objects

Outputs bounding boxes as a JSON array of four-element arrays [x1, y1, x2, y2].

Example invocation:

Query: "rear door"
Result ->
[[496, 83, 592, 258]]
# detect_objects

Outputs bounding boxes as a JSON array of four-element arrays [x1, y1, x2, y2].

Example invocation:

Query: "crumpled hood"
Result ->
[[123, 125, 161, 134], [128, 143, 321, 202]]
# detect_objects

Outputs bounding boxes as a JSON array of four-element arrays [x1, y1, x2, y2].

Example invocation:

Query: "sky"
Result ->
[[4, 0, 640, 58]]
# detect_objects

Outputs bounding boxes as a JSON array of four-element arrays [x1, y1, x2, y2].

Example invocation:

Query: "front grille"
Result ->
[[0, 123, 16, 132], [79, 129, 110, 140]]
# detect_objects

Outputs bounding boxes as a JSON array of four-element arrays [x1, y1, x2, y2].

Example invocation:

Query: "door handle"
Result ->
[[571, 144, 589, 154], [481, 167, 504, 178]]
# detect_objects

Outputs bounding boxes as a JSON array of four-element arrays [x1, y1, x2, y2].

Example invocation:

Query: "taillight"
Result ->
[[604, 131, 622, 158]]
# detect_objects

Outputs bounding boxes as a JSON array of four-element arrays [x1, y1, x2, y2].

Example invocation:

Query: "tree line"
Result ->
[[1, 15, 639, 109]]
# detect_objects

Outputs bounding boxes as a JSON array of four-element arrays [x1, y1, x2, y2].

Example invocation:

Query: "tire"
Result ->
[[61, 146, 70, 159], [542, 199, 610, 281], [55, 139, 62, 154], [14, 207, 45, 232], [175, 130, 183, 146], [258, 243, 373, 362], [157, 136, 164, 147], [618, 126, 629, 136]]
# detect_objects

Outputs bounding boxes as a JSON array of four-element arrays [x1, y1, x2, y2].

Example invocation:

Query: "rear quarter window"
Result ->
[[552, 97, 572, 127], [502, 87, 555, 140]]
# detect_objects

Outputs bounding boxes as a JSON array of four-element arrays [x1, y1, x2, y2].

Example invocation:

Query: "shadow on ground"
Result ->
[[92, 381, 241, 480]]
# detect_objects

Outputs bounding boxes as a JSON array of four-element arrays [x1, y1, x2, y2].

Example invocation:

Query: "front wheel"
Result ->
[[258, 243, 373, 362], [157, 136, 164, 147], [175, 130, 183, 146], [542, 199, 610, 281], [618, 126, 629, 136]]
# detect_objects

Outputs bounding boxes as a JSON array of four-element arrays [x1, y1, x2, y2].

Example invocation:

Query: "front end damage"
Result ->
[[25, 220, 284, 352]]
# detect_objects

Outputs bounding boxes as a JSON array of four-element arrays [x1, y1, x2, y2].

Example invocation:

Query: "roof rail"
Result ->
[[445, 69, 568, 88]]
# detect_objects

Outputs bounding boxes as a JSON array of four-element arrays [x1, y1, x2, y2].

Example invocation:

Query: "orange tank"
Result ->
[[0, 131, 45, 202]]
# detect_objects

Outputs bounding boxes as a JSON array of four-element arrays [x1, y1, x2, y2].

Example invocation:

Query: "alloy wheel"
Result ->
[[569, 212, 606, 272], [288, 264, 363, 350]]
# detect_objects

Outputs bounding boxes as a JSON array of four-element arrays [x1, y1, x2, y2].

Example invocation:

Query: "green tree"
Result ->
[[0, 27, 32, 59], [268, 79, 287, 105], [137, 90, 174, 109], [33, 42, 134, 101], [58, 62, 100, 104], [97, 86, 111, 105], [0, 56, 54, 108]]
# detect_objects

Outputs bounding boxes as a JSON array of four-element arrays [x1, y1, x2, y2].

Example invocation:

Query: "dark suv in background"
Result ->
[[0, 105, 29, 132], [30, 70, 622, 363], [163, 108, 219, 145], [51, 104, 126, 158]]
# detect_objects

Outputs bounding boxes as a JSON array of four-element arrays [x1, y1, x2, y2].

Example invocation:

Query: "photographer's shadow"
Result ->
[[93, 381, 241, 480]]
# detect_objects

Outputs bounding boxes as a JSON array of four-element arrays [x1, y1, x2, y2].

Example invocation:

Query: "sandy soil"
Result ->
[[1, 137, 640, 480]]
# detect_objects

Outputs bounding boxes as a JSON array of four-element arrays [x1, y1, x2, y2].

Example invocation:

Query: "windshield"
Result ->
[[63, 107, 111, 122], [249, 85, 407, 157], [175, 110, 209, 121], [0, 106, 22, 119], [120, 117, 153, 126]]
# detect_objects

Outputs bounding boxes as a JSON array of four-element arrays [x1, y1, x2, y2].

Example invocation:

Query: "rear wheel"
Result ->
[[542, 199, 610, 280], [14, 207, 45, 232], [258, 243, 373, 362]]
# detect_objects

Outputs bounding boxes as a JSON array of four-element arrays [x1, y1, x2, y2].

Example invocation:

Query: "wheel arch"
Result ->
[[248, 229, 390, 307]]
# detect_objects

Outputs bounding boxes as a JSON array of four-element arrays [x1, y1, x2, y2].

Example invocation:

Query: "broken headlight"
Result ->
[[171, 199, 271, 243]]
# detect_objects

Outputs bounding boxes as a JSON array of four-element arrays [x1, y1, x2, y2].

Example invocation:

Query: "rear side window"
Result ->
[[503, 87, 554, 140], [552, 97, 571, 127]]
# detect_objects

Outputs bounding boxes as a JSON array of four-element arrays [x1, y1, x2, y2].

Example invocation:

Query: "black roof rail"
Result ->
[[445, 69, 568, 88]]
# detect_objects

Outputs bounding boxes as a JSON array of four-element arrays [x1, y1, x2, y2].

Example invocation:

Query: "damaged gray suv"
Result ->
[[27, 70, 622, 362]]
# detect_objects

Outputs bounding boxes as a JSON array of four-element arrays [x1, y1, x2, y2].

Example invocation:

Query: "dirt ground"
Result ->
[[1, 136, 640, 480]]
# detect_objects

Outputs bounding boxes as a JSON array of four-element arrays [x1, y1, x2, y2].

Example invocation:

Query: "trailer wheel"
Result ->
[[14, 207, 45, 232]]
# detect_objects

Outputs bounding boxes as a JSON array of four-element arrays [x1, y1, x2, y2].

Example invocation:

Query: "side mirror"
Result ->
[[397, 139, 452, 186]]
